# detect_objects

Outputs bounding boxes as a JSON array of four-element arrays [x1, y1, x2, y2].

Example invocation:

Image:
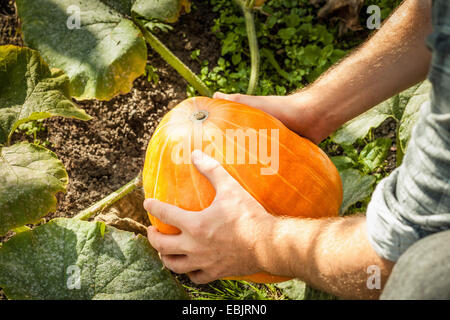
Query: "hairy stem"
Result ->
[[12, 226, 31, 234], [240, 3, 260, 95], [134, 19, 213, 97], [73, 174, 142, 221]]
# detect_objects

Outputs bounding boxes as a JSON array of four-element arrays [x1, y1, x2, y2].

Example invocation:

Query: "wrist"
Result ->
[[251, 214, 280, 275], [253, 215, 301, 278], [289, 89, 335, 144]]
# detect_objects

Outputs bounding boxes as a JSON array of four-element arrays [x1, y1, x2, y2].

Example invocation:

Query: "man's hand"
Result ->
[[144, 151, 394, 298], [213, 91, 325, 144], [144, 150, 275, 284]]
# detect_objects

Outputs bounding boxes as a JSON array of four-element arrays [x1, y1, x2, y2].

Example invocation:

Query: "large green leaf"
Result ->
[[100, 0, 191, 21], [0, 218, 188, 300], [0, 143, 68, 236], [276, 279, 336, 300], [331, 101, 393, 145], [0, 45, 91, 144], [330, 155, 354, 172], [132, 0, 191, 23], [15, 0, 148, 100], [398, 81, 432, 153], [101, 0, 134, 16], [331, 81, 431, 146], [276, 279, 307, 300], [339, 168, 376, 215]]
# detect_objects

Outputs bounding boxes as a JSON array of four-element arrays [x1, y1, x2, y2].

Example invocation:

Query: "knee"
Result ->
[[381, 230, 450, 300]]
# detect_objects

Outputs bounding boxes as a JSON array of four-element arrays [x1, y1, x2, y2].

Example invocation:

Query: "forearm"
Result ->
[[255, 215, 394, 299], [292, 0, 432, 141]]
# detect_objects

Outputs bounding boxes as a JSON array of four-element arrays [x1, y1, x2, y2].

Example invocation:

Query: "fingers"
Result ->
[[143, 198, 190, 229], [147, 226, 186, 255], [160, 255, 198, 274], [191, 150, 238, 194], [213, 92, 255, 106], [187, 270, 216, 284]]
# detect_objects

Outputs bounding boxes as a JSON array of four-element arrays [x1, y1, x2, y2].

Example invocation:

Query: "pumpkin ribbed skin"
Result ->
[[143, 97, 343, 283]]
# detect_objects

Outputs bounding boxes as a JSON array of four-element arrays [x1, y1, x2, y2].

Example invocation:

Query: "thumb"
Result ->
[[191, 150, 237, 193]]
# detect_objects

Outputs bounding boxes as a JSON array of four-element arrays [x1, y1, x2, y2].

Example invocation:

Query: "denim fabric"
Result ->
[[380, 229, 450, 299], [366, 0, 450, 262]]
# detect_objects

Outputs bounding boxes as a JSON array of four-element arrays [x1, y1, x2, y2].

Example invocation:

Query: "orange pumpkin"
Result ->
[[142, 97, 343, 283]]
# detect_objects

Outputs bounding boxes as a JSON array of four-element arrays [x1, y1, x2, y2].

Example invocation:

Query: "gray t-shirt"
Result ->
[[366, 0, 450, 262]]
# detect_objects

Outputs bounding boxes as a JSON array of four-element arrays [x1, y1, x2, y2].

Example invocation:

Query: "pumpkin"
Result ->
[[143, 96, 343, 283]]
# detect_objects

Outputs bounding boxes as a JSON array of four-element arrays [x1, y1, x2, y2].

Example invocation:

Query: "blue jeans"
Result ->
[[381, 229, 450, 299]]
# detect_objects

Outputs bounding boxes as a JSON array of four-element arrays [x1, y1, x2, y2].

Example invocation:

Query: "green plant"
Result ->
[[15, 0, 212, 99], [144, 64, 160, 85], [0, 45, 188, 300], [185, 279, 283, 300], [233, 0, 261, 95], [331, 81, 431, 165], [332, 138, 392, 175], [192, 0, 353, 96], [17, 120, 50, 147], [0, 45, 86, 232], [327, 137, 393, 214]]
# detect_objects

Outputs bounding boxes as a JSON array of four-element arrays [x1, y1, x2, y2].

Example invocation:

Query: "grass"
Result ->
[[184, 279, 286, 300]]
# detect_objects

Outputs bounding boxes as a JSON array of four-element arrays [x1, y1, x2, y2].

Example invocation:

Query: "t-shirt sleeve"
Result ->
[[366, 0, 450, 262]]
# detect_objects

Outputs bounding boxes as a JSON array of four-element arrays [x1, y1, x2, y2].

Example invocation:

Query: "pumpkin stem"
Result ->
[[133, 18, 213, 97], [235, 1, 260, 95], [191, 110, 209, 121], [245, 8, 260, 95], [73, 175, 142, 221]]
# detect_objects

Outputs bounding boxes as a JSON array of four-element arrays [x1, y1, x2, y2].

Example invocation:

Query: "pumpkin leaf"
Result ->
[[132, 0, 191, 23], [0, 218, 189, 300], [15, 0, 148, 100], [100, 0, 134, 16], [331, 81, 431, 145], [398, 81, 432, 154], [0, 143, 68, 236], [359, 137, 392, 173], [330, 155, 354, 172], [276, 279, 336, 300], [0, 45, 91, 144], [331, 101, 393, 145], [276, 279, 307, 300], [339, 168, 376, 214]]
